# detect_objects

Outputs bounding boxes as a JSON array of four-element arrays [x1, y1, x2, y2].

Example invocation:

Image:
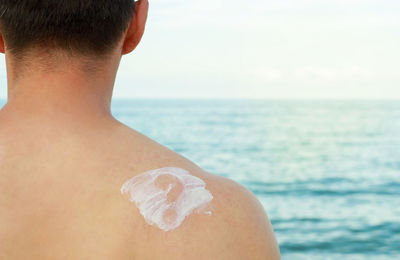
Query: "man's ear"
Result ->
[[122, 0, 149, 55], [0, 33, 5, 53]]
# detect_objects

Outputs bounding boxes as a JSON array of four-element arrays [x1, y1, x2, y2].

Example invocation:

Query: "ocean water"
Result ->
[[1, 99, 399, 259]]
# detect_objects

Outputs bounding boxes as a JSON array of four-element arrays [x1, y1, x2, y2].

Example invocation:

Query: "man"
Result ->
[[0, 0, 280, 259]]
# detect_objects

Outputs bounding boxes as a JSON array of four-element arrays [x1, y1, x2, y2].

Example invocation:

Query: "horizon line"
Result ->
[[1, 97, 400, 102]]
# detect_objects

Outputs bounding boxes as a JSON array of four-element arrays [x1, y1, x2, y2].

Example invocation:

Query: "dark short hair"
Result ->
[[0, 0, 135, 58]]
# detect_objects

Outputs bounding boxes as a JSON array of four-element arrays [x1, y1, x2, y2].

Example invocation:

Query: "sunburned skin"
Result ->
[[121, 167, 214, 232]]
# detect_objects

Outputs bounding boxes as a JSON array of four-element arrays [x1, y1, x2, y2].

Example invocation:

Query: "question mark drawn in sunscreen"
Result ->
[[121, 167, 213, 232]]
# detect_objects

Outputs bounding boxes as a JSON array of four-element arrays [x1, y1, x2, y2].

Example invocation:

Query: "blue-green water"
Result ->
[[2, 99, 399, 259]]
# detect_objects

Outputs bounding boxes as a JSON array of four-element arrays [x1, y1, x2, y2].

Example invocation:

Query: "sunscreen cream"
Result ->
[[121, 167, 213, 231]]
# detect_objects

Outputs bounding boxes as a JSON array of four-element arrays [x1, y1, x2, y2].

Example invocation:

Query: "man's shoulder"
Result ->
[[108, 122, 280, 259], [114, 168, 280, 259]]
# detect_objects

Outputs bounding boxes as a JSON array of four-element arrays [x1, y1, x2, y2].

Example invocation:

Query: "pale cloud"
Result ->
[[254, 66, 377, 83], [254, 68, 285, 82], [292, 67, 377, 81]]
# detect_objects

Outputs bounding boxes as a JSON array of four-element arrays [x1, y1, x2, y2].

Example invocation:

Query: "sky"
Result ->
[[0, 0, 399, 99]]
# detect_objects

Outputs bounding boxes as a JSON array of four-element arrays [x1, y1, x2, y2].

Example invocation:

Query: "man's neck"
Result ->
[[0, 59, 120, 125]]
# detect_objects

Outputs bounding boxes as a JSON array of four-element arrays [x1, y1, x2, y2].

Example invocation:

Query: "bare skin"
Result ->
[[0, 0, 280, 259]]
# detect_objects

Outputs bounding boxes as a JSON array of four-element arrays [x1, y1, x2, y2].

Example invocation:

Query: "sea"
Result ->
[[1, 99, 399, 259]]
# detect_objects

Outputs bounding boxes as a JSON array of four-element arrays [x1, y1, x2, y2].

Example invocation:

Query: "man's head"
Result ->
[[0, 0, 148, 62]]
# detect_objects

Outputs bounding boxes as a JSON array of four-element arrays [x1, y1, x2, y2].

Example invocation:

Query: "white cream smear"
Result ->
[[121, 167, 213, 232]]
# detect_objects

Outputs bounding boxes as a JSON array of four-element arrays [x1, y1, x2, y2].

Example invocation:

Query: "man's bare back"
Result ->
[[0, 114, 280, 259], [0, 0, 279, 258]]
